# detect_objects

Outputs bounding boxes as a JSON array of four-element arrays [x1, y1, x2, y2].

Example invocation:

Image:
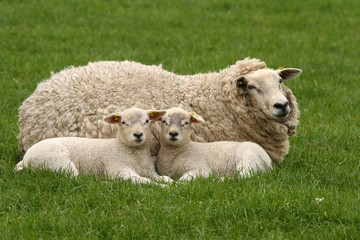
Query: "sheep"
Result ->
[[18, 58, 302, 163], [16, 108, 172, 184], [156, 107, 272, 180]]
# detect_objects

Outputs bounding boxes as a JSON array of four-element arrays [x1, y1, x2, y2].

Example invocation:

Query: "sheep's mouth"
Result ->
[[271, 107, 290, 121], [132, 138, 144, 143], [271, 112, 289, 121], [168, 136, 178, 142]]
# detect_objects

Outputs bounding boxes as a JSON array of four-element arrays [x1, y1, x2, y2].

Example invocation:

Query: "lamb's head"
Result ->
[[233, 68, 302, 121], [104, 108, 165, 147], [160, 107, 204, 146]]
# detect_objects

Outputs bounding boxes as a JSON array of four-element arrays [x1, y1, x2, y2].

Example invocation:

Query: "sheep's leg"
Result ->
[[110, 168, 153, 184], [15, 140, 79, 176], [152, 175, 173, 183], [179, 169, 210, 181], [234, 147, 272, 177]]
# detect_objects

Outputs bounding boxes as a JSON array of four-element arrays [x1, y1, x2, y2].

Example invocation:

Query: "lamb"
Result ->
[[156, 107, 272, 180], [18, 58, 302, 163], [16, 108, 172, 184]]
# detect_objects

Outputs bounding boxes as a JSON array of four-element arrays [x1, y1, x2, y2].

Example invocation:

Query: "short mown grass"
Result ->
[[1, 0, 359, 239]]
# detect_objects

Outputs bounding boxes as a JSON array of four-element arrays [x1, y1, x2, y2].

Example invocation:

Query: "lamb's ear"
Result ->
[[233, 76, 246, 89], [190, 112, 205, 124], [104, 112, 121, 124], [277, 68, 302, 81], [147, 109, 166, 121]]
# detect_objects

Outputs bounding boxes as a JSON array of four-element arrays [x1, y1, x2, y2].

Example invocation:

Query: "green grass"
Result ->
[[1, 0, 359, 238]]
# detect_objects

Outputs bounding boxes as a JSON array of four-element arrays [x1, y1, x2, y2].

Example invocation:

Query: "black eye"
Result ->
[[248, 85, 256, 90], [184, 122, 189, 125], [121, 121, 126, 125], [162, 120, 166, 124], [145, 119, 149, 123]]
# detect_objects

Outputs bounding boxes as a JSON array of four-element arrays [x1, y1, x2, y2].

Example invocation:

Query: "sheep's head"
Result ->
[[233, 68, 302, 121], [104, 108, 165, 147], [160, 107, 204, 146]]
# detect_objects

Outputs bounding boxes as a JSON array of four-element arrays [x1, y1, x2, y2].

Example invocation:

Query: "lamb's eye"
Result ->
[[162, 120, 167, 124], [145, 119, 149, 124], [248, 85, 256, 90], [121, 121, 126, 125], [184, 122, 189, 125]]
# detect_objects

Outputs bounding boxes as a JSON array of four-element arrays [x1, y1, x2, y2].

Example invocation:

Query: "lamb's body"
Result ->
[[158, 140, 272, 180], [19, 58, 301, 163], [16, 108, 171, 184], [156, 108, 272, 180]]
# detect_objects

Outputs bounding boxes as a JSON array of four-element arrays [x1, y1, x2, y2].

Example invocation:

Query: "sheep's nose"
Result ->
[[133, 133, 143, 141], [169, 132, 178, 137], [274, 101, 289, 111]]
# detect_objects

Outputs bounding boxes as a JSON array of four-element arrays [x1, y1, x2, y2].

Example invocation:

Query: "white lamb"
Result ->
[[16, 108, 172, 184], [156, 108, 272, 180]]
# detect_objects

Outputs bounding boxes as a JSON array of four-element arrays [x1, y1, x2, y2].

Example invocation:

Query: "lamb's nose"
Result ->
[[133, 133, 143, 141], [169, 132, 178, 137], [274, 101, 289, 110]]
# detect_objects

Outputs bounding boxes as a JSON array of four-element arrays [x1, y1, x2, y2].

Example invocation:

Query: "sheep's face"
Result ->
[[104, 108, 166, 147], [160, 108, 204, 146], [233, 68, 302, 121]]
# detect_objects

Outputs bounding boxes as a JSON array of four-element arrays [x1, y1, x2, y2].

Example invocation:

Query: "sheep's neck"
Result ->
[[159, 141, 191, 160], [116, 136, 150, 156]]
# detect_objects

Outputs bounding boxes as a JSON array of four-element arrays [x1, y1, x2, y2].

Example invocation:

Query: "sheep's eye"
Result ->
[[184, 122, 189, 125], [121, 121, 126, 125], [145, 119, 149, 124], [248, 85, 256, 90], [162, 120, 167, 124]]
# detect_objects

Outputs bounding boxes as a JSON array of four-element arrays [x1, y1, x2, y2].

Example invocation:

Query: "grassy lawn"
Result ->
[[1, 0, 359, 238]]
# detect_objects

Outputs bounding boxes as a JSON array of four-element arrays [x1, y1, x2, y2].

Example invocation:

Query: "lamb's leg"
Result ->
[[15, 140, 79, 176], [150, 173, 173, 183], [233, 144, 272, 177], [109, 168, 153, 184], [179, 169, 210, 181], [156, 175, 173, 183]]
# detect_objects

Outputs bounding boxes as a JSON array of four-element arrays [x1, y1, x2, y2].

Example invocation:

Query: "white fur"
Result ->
[[156, 108, 272, 180], [16, 108, 172, 184]]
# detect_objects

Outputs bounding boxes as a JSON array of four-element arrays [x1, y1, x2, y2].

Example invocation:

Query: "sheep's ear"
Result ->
[[277, 68, 302, 81], [147, 109, 166, 121], [190, 112, 205, 124], [233, 76, 246, 89], [104, 113, 121, 124]]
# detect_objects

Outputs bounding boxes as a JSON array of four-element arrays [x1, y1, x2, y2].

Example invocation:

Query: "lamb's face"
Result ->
[[117, 110, 151, 146], [233, 68, 302, 121], [104, 108, 165, 147], [160, 108, 204, 146]]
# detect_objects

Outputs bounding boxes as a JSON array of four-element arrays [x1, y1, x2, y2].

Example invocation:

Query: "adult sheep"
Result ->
[[19, 58, 302, 163]]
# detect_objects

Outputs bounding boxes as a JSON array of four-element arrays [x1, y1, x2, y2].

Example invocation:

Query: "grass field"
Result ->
[[1, 0, 359, 238]]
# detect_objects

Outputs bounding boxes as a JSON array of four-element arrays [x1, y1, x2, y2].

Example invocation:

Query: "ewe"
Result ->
[[16, 108, 171, 184], [19, 58, 302, 163], [156, 108, 272, 180]]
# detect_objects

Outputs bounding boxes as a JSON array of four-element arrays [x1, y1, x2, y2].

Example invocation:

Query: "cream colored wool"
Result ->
[[156, 108, 272, 180], [16, 108, 172, 184], [19, 58, 301, 163]]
